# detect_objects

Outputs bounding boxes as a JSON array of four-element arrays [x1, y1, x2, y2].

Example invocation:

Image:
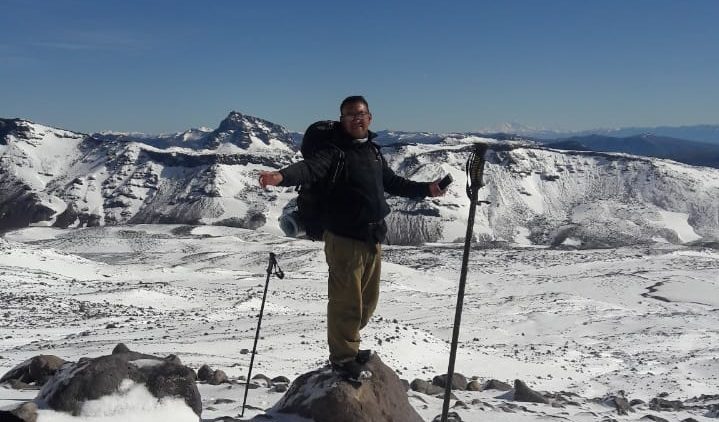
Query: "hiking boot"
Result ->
[[356, 349, 373, 364], [331, 359, 372, 382]]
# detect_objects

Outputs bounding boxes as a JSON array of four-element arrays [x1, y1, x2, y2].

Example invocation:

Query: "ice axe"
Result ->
[[440, 143, 488, 422], [241, 252, 284, 417]]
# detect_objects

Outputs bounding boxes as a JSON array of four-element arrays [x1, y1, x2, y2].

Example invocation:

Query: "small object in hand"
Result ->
[[438, 174, 453, 190]]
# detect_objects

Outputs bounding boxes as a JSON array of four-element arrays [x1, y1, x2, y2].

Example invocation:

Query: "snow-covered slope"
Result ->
[[2, 116, 718, 248], [0, 113, 297, 231], [1, 225, 718, 421], [380, 139, 719, 247]]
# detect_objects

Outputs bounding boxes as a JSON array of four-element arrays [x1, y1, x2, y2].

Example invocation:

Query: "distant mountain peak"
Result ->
[[483, 121, 555, 135], [217, 111, 250, 131], [208, 111, 293, 150]]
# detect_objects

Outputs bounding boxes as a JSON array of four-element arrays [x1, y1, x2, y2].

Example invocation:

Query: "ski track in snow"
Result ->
[[1, 225, 718, 421]]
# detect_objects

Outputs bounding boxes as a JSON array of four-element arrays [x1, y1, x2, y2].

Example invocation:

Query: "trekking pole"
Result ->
[[440, 143, 488, 422], [241, 252, 284, 417]]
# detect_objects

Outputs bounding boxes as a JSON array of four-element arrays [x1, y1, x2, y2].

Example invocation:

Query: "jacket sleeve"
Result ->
[[381, 155, 431, 198], [278, 148, 340, 187]]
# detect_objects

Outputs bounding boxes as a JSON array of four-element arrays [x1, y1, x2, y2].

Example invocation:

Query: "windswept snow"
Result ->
[[1, 225, 718, 421]]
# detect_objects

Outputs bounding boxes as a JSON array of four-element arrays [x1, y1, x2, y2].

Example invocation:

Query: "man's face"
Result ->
[[340, 101, 372, 139]]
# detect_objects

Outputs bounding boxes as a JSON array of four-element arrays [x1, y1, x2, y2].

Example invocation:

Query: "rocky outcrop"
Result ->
[[513, 379, 549, 404], [36, 344, 201, 416], [197, 364, 229, 385], [266, 353, 423, 422]]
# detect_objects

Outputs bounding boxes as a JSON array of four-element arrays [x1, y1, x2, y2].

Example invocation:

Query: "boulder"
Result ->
[[28, 355, 67, 385], [251, 373, 272, 388], [649, 397, 683, 411], [603, 393, 634, 415], [271, 375, 290, 384], [432, 373, 468, 390], [209, 369, 228, 385], [410, 378, 445, 395], [466, 380, 482, 391], [198, 364, 213, 382], [36, 344, 201, 416], [267, 353, 423, 422], [0, 355, 66, 386], [513, 379, 549, 404], [481, 379, 512, 391]]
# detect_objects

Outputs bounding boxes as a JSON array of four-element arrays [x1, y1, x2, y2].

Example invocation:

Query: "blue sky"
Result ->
[[1, 0, 718, 134]]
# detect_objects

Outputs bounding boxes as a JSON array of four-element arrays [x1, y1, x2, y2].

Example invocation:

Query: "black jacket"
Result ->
[[279, 130, 430, 243]]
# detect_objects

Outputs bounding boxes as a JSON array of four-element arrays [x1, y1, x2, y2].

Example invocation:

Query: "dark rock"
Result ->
[[0, 355, 65, 386], [37, 345, 201, 416], [197, 364, 213, 382], [252, 373, 271, 382], [630, 399, 646, 406], [1, 358, 33, 384], [604, 394, 633, 415], [213, 398, 235, 404], [28, 355, 66, 385], [273, 383, 289, 393], [209, 370, 228, 385], [164, 354, 183, 366], [410, 378, 445, 395], [680, 418, 699, 422], [466, 380, 482, 391], [112, 343, 130, 354], [481, 379, 512, 391], [649, 397, 683, 411], [252, 373, 271, 387], [432, 373, 468, 390], [513, 379, 549, 404], [268, 353, 423, 422], [452, 400, 469, 409], [271, 375, 290, 384]]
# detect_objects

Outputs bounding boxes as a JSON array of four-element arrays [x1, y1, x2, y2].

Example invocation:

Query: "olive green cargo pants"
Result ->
[[323, 231, 381, 364]]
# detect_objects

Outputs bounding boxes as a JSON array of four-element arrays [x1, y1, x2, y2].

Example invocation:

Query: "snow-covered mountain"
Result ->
[[483, 122, 719, 145], [544, 133, 719, 169], [2, 115, 719, 248], [0, 113, 296, 232]]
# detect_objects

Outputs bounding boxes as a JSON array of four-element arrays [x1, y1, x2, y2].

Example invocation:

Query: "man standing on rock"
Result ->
[[259, 96, 446, 381]]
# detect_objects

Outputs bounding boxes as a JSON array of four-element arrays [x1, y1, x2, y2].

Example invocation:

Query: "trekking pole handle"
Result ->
[[469, 143, 487, 186], [267, 252, 284, 279], [465, 143, 488, 200]]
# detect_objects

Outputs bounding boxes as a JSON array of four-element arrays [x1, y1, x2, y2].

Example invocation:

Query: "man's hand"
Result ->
[[429, 179, 448, 197], [259, 171, 283, 188]]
